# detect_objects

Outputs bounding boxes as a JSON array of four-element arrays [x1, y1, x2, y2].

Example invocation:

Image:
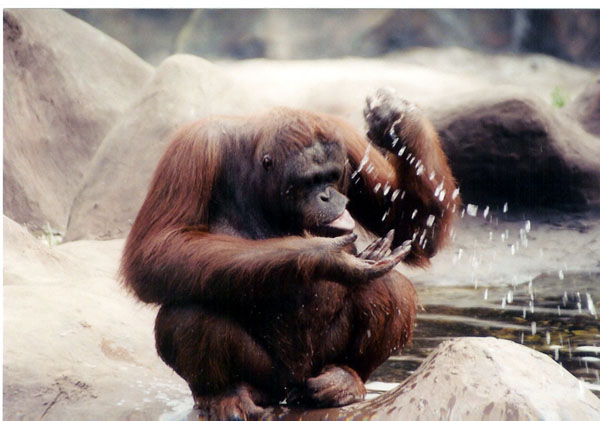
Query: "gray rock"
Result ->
[[430, 89, 600, 209], [276, 337, 600, 420], [3, 9, 153, 234], [566, 76, 600, 136], [65, 52, 600, 240], [68, 10, 600, 66], [2, 216, 190, 421], [522, 10, 600, 67], [64, 54, 264, 241]]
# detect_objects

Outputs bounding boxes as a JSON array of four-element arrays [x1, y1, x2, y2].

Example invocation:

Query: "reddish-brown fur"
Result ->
[[121, 90, 459, 419]]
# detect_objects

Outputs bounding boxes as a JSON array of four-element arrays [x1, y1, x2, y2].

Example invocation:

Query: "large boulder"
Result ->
[[3, 9, 153, 234], [275, 337, 600, 420], [566, 76, 600, 136], [64, 54, 266, 241], [64, 50, 599, 240], [68, 10, 600, 66], [430, 88, 600, 208], [3, 215, 192, 420]]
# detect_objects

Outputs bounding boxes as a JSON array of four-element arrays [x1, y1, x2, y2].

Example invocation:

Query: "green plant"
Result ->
[[551, 87, 569, 109], [40, 222, 63, 247]]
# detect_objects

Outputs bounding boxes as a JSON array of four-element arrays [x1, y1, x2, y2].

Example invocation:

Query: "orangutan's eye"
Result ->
[[262, 154, 273, 171]]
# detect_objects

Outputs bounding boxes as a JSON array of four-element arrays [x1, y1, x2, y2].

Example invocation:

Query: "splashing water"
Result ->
[[383, 183, 391, 196], [466, 204, 478, 217], [586, 293, 597, 317], [426, 215, 436, 227]]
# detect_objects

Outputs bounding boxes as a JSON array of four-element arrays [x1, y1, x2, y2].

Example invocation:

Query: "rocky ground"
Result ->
[[4, 213, 600, 420], [4, 9, 600, 420]]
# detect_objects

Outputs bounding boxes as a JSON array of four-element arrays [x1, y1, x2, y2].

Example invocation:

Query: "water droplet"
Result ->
[[501, 296, 506, 308], [558, 270, 564, 280], [453, 248, 463, 264], [531, 321, 537, 335], [429, 171, 436, 180], [466, 204, 478, 217], [483, 206, 489, 218], [507, 290, 513, 304], [383, 183, 391, 196], [483, 288, 488, 300], [510, 244, 515, 255], [546, 331, 551, 345], [451, 188, 460, 200], [398, 145, 406, 156], [374, 183, 381, 193], [503, 202, 508, 213], [438, 189, 446, 201], [411, 209, 418, 219], [381, 209, 390, 222], [525, 220, 531, 232], [358, 155, 370, 172], [426, 215, 436, 227], [586, 293, 597, 316], [389, 126, 399, 147], [489, 231, 493, 241]]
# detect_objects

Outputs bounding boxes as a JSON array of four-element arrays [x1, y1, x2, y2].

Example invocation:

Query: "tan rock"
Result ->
[[3, 9, 153, 233]]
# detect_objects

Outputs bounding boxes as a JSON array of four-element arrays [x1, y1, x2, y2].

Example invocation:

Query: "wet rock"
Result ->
[[430, 88, 600, 209], [64, 54, 264, 241], [3, 9, 153, 234], [371, 337, 600, 420], [276, 337, 600, 420]]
